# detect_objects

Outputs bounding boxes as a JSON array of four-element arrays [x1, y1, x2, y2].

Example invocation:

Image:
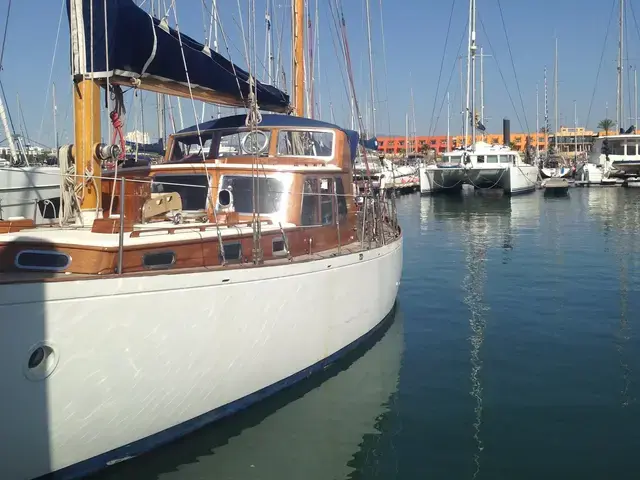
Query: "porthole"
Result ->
[[23, 343, 59, 381], [15, 250, 71, 272], [143, 251, 176, 269]]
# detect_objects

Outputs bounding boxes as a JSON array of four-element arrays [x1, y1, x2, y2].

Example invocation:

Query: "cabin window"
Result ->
[[220, 242, 242, 262], [301, 177, 334, 226], [499, 155, 511, 163], [217, 175, 285, 215], [476, 155, 485, 163], [143, 251, 176, 269], [486, 155, 499, 164], [334, 177, 348, 221], [272, 237, 288, 257], [610, 141, 624, 155], [276, 130, 334, 157], [151, 174, 210, 211], [301, 178, 320, 225], [15, 250, 71, 272], [320, 178, 333, 225], [217, 130, 271, 158], [171, 132, 215, 161]]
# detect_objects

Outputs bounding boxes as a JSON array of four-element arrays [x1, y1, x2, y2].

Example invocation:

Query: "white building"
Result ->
[[125, 130, 150, 144]]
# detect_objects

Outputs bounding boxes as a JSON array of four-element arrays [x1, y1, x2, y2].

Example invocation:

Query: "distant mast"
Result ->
[[617, 0, 625, 131], [554, 37, 558, 148], [544, 67, 549, 151], [463, 0, 477, 149]]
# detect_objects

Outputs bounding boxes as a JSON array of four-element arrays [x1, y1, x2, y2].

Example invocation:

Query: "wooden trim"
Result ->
[[0, 219, 35, 234]]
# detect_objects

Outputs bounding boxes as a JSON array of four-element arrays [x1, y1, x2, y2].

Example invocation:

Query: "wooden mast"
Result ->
[[73, 78, 102, 215], [292, 0, 305, 116]]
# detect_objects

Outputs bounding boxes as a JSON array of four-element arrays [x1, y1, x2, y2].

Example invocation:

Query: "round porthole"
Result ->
[[23, 342, 59, 381]]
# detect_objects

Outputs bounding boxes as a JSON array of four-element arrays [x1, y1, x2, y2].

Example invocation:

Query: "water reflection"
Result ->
[[423, 189, 541, 255], [458, 206, 491, 479], [93, 309, 405, 480], [587, 189, 639, 406]]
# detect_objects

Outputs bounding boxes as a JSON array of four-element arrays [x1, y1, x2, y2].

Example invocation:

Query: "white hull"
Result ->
[[420, 163, 538, 195], [540, 166, 571, 179], [466, 164, 538, 194], [0, 165, 61, 222], [419, 165, 464, 194], [104, 305, 404, 479], [0, 236, 402, 479]]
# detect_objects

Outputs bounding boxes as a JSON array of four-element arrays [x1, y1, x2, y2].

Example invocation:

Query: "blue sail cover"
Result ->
[[67, 0, 290, 113]]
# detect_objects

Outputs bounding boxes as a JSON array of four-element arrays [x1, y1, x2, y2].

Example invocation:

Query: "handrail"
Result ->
[[117, 176, 125, 274]]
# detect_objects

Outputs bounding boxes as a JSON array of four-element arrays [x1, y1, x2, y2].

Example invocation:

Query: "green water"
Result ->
[[95, 187, 640, 480]]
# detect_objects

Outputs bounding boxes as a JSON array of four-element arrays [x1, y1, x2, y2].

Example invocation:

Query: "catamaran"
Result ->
[[420, 0, 538, 195]]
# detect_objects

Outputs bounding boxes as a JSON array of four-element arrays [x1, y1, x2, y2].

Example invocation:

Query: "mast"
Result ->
[[544, 66, 549, 151], [447, 91, 450, 152], [635, 67, 638, 129], [212, 0, 220, 118], [617, 0, 624, 131], [266, 0, 274, 84], [52, 82, 59, 152], [480, 46, 484, 130], [405, 113, 409, 157], [365, 0, 377, 136], [69, 0, 102, 215], [292, 0, 305, 116], [554, 37, 558, 147], [574, 100, 577, 162], [536, 83, 539, 156], [463, 0, 473, 148], [0, 94, 18, 165], [470, 0, 477, 147], [460, 55, 464, 138], [410, 79, 416, 155]]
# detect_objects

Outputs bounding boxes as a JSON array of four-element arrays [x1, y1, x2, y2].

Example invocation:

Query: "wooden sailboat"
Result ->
[[0, 1, 402, 478]]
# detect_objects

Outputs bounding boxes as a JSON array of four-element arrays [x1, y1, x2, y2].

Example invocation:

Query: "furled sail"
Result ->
[[67, 0, 290, 113]]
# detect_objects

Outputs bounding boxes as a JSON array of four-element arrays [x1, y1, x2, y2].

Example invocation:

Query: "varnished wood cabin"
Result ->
[[0, 115, 386, 279]]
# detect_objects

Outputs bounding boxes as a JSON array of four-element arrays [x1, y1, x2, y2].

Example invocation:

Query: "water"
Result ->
[[94, 187, 640, 480]]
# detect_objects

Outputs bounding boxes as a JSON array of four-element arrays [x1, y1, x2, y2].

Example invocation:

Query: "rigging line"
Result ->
[[378, 0, 391, 134], [37, 0, 65, 146], [427, 0, 457, 138], [584, 0, 616, 129], [432, 22, 468, 140], [326, 0, 356, 121], [235, 0, 251, 77], [477, 13, 525, 133], [169, 0, 226, 262], [495, 0, 529, 134], [200, 0, 248, 104], [0, 0, 12, 71]]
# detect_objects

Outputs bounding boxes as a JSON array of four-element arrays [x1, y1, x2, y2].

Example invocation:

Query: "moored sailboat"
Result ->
[[0, 1, 402, 478]]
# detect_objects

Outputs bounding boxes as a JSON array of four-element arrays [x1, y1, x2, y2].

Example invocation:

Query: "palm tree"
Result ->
[[597, 118, 614, 136], [509, 141, 518, 151]]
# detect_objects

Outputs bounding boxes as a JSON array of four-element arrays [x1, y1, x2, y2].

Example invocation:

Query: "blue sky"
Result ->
[[0, 0, 634, 147]]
